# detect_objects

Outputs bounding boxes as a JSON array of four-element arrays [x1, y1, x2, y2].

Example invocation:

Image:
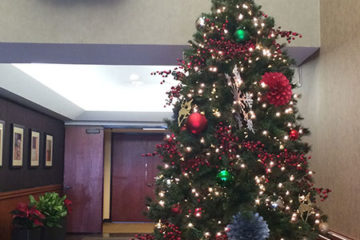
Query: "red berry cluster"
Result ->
[[166, 84, 182, 106], [151, 67, 185, 107], [132, 234, 155, 240], [241, 141, 309, 173], [159, 222, 182, 240], [314, 188, 332, 201], [181, 157, 210, 172], [202, 39, 256, 61], [142, 135, 183, 166], [187, 53, 206, 69], [151, 69, 174, 78], [215, 123, 239, 161], [273, 27, 302, 43], [155, 135, 183, 164], [187, 207, 203, 217], [202, 19, 230, 41], [215, 232, 229, 240]]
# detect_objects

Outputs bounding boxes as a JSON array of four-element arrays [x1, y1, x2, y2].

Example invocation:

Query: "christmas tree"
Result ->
[[136, 0, 330, 239]]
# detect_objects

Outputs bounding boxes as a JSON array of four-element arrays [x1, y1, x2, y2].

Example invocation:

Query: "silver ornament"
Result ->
[[196, 16, 206, 30]]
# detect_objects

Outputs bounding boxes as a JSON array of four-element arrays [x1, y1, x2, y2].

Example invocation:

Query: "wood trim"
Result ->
[[319, 234, 332, 240], [328, 231, 354, 240], [0, 184, 62, 200], [319, 231, 354, 240]]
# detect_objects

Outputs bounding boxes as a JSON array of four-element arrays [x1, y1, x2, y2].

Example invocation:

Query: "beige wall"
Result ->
[[0, 0, 319, 46], [298, 0, 360, 239]]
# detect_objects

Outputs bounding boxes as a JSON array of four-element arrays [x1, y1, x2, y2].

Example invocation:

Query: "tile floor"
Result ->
[[66, 233, 134, 240], [65, 222, 152, 240]]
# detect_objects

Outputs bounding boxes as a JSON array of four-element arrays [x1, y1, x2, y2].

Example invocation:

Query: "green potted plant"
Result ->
[[30, 193, 71, 240], [11, 202, 45, 240]]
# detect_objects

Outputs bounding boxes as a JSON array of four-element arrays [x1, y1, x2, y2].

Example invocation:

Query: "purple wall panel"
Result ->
[[0, 43, 318, 66]]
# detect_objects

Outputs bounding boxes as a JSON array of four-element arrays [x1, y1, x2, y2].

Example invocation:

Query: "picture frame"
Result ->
[[44, 134, 53, 167], [0, 120, 4, 167], [29, 129, 40, 167], [11, 124, 25, 168]]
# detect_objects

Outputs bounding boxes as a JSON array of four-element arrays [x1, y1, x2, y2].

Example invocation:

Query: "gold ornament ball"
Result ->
[[319, 222, 329, 233]]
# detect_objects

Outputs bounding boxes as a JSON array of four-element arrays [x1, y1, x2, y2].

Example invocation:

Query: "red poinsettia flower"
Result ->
[[11, 202, 45, 228], [13, 202, 29, 218], [64, 198, 72, 214], [29, 207, 45, 219], [32, 218, 44, 227]]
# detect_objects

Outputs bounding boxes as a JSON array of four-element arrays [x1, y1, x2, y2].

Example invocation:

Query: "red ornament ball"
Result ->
[[186, 113, 208, 134], [289, 129, 299, 140], [171, 204, 182, 214], [260, 72, 292, 106]]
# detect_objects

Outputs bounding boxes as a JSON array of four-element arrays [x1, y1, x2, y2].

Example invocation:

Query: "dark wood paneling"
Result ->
[[0, 97, 65, 192], [111, 133, 163, 222], [64, 126, 104, 233], [0, 184, 62, 240]]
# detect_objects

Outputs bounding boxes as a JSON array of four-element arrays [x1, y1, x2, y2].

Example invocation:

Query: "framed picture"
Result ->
[[0, 120, 4, 167], [45, 134, 53, 167], [29, 130, 40, 167], [11, 124, 24, 168]]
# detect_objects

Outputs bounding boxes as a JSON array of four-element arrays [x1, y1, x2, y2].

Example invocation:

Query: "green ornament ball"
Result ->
[[216, 170, 232, 185], [234, 29, 250, 43]]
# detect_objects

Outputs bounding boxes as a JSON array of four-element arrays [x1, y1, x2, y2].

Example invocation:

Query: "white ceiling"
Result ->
[[12, 64, 178, 113]]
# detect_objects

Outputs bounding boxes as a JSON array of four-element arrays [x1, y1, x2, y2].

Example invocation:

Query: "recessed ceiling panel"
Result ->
[[13, 64, 178, 112]]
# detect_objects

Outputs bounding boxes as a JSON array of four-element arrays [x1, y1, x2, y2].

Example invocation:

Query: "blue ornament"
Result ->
[[227, 212, 270, 240]]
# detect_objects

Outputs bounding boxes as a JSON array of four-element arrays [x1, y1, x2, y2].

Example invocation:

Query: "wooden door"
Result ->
[[111, 133, 163, 222], [64, 126, 104, 233]]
